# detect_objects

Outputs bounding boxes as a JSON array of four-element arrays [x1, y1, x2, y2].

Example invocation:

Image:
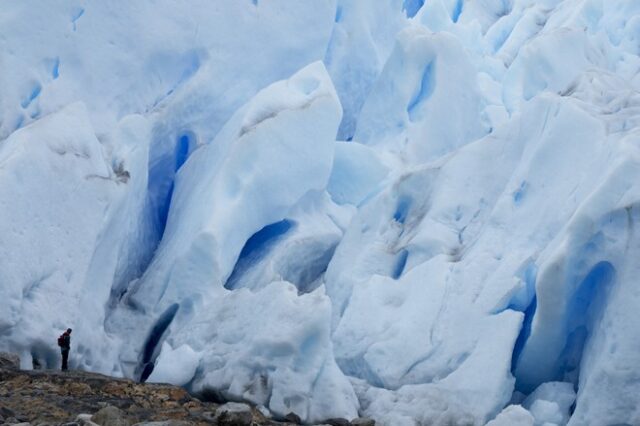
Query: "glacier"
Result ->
[[1, 0, 640, 425]]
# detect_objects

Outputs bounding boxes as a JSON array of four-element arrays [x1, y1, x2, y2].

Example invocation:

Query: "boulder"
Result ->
[[325, 419, 350, 426], [351, 419, 375, 426], [0, 407, 15, 418], [284, 412, 302, 424], [76, 413, 100, 426], [92, 406, 130, 426], [0, 353, 20, 370], [215, 402, 252, 426], [200, 412, 216, 422]]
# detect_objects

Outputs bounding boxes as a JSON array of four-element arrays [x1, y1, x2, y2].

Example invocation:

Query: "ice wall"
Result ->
[[1, 1, 640, 425], [0, 103, 149, 373]]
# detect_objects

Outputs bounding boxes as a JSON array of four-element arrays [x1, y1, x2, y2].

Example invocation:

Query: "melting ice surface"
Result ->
[[1, 1, 640, 425]]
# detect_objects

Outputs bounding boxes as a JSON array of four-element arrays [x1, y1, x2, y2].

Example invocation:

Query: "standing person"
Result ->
[[57, 328, 72, 371]]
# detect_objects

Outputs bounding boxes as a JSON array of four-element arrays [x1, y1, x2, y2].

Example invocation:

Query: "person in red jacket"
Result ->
[[57, 328, 72, 371]]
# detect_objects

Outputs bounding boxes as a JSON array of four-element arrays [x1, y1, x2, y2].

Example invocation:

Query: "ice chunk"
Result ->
[[324, 0, 406, 140], [503, 28, 605, 112], [106, 62, 353, 423], [326, 88, 629, 424], [523, 382, 575, 426], [511, 83, 640, 425], [181, 282, 358, 422], [487, 405, 535, 426], [148, 342, 200, 386], [354, 26, 488, 163], [123, 61, 342, 312], [226, 191, 351, 295], [327, 141, 389, 206]]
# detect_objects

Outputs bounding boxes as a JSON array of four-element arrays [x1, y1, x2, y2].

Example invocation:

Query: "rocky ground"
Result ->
[[0, 353, 373, 426]]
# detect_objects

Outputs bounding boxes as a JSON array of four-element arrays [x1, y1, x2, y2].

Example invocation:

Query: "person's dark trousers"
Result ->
[[61, 349, 69, 371]]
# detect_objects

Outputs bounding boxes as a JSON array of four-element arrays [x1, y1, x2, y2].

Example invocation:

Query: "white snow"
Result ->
[[2, 1, 640, 425]]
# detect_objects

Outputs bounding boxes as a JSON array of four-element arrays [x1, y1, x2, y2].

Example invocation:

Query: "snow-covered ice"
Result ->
[[2, 1, 640, 425]]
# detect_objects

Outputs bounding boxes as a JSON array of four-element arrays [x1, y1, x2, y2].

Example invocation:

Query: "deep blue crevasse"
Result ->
[[403, 0, 425, 18], [512, 261, 616, 393], [392, 249, 409, 279], [407, 61, 435, 122], [555, 261, 615, 386], [452, 0, 464, 23], [394, 196, 412, 224], [511, 295, 537, 375], [139, 303, 180, 382], [149, 132, 195, 244], [225, 219, 295, 290]]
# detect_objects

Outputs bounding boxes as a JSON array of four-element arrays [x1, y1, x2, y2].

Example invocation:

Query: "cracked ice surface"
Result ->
[[2, 1, 640, 425]]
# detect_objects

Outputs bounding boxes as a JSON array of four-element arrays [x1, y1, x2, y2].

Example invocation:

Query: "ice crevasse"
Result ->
[[1, 1, 640, 425]]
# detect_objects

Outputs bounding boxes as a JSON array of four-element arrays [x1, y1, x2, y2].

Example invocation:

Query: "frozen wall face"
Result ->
[[2, 1, 640, 425], [0, 103, 150, 374]]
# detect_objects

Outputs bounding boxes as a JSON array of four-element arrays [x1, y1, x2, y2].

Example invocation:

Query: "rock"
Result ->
[[325, 419, 350, 426], [0, 407, 16, 418], [12, 423, 32, 426], [200, 412, 216, 422], [351, 419, 375, 426], [0, 353, 20, 370], [91, 406, 130, 426], [284, 412, 302, 424], [256, 405, 271, 418], [168, 388, 189, 402], [0, 366, 242, 426], [66, 382, 92, 395], [215, 402, 252, 426], [76, 414, 100, 426], [132, 422, 194, 426]]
